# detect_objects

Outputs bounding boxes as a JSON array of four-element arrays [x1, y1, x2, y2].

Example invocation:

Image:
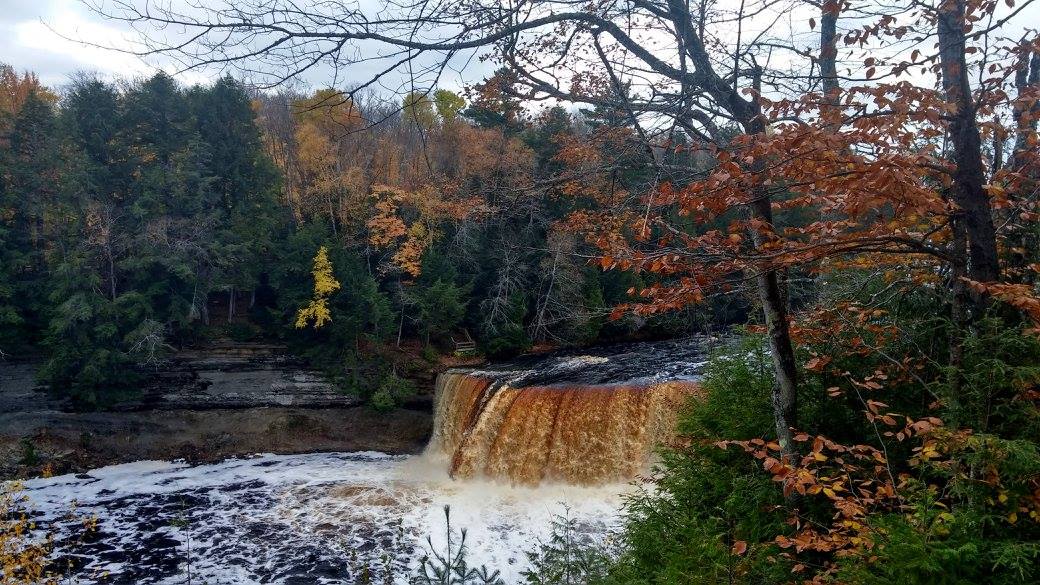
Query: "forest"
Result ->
[[2, 0, 1040, 582], [0, 66, 712, 408]]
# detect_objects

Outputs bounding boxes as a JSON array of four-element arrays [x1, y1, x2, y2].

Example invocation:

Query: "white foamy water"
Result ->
[[18, 452, 629, 584]]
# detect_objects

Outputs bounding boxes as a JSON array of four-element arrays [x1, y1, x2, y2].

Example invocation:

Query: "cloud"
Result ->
[[14, 17, 148, 80], [0, 0, 218, 87], [10, 0, 1035, 97], [1, 0, 495, 93], [1, 2, 150, 87]]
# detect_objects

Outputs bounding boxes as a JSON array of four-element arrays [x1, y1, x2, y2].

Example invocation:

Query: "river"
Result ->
[[21, 451, 628, 584], [17, 337, 715, 584]]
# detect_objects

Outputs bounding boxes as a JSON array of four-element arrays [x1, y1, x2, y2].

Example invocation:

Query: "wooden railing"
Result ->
[[450, 330, 477, 353]]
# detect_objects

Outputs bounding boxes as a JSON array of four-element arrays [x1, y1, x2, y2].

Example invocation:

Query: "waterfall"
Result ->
[[20, 338, 716, 583], [427, 370, 699, 486]]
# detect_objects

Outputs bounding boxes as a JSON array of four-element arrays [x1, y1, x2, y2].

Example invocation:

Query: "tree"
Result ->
[[410, 279, 467, 346], [403, 91, 437, 130], [937, 0, 1001, 286], [61, 75, 121, 189], [86, 0, 816, 463], [433, 89, 465, 125], [0, 65, 56, 133], [296, 245, 341, 329], [2, 70, 285, 399], [463, 69, 525, 134], [0, 89, 61, 354], [60, 0, 1040, 427]]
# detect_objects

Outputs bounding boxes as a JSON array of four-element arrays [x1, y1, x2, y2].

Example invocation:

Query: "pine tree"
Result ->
[[0, 90, 61, 354]]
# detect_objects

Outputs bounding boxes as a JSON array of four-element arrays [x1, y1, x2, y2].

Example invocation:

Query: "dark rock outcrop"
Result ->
[[122, 343, 363, 410]]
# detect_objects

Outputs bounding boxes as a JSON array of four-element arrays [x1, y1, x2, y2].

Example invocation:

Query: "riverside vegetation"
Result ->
[[3, 0, 1040, 581], [7, 318, 1038, 584]]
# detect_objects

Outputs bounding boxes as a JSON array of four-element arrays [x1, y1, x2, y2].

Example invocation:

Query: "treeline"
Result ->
[[0, 69, 283, 404], [0, 65, 722, 406]]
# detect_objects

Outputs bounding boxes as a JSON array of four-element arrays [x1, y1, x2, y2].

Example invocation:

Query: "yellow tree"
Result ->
[[295, 246, 341, 329], [293, 122, 362, 235], [294, 88, 363, 138]]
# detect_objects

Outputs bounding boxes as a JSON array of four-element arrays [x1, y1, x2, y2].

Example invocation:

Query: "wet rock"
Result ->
[[459, 335, 718, 388], [124, 343, 364, 411]]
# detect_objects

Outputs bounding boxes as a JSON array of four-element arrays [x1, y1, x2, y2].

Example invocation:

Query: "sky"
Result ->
[[0, 0, 495, 92], [1, 0, 159, 86], [4, 0, 1038, 96]]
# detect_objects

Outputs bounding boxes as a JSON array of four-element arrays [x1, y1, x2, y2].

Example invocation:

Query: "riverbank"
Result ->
[[0, 344, 434, 479]]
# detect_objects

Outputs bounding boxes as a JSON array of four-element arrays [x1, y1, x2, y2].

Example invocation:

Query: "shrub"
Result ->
[[601, 336, 791, 584], [415, 506, 504, 585], [593, 311, 1040, 584], [1, 483, 56, 585], [522, 508, 615, 585], [369, 370, 417, 412]]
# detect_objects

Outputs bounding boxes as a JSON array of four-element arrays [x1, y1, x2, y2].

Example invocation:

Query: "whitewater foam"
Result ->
[[18, 451, 629, 584]]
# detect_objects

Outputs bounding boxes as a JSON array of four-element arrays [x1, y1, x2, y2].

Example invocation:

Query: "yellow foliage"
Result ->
[[295, 246, 341, 329], [1, 483, 57, 585], [292, 88, 364, 135]]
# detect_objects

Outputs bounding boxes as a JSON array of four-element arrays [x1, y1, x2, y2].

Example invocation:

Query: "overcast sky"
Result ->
[[1, 0, 496, 93], [2, 0, 155, 86], [5, 0, 1038, 95]]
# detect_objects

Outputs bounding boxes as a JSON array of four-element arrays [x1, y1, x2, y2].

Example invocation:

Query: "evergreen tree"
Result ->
[[0, 90, 61, 354], [30, 72, 284, 402], [190, 76, 282, 323], [523, 106, 573, 176], [61, 76, 123, 201]]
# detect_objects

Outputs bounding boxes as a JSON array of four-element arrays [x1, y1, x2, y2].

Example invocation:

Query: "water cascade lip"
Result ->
[[427, 337, 712, 486], [456, 335, 715, 388]]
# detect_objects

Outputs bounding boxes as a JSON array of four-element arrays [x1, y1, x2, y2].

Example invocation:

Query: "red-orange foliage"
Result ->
[[367, 185, 490, 278], [564, 51, 1040, 322]]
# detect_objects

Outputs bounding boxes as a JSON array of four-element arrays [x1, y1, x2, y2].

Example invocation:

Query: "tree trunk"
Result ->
[[750, 195, 800, 458], [743, 114, 800, 460], [1010, 39, 1039, 172], [666, 0, 801, 463], [937, 0, 1000, 285], [1007, 40, 1039, 279], [819, 0, 840, 101], [106, 244, 117, 301], [533, 249, 560, 341]]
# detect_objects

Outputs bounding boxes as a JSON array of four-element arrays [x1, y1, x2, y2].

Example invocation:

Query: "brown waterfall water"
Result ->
[[427, 370, 701, 486]]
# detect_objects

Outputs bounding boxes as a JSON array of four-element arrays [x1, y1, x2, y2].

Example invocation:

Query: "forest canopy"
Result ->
[[0, 64, 711, 407]]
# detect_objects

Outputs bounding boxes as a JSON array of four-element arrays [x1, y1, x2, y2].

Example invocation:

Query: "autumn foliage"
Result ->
[[295, 246, 341, 329], [538, 1, 1040, 582], [0, 483, 54, 585]]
